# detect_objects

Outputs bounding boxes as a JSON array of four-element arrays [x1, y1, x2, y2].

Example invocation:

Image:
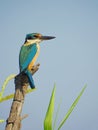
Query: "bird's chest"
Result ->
[[28, 43, 40, 70]]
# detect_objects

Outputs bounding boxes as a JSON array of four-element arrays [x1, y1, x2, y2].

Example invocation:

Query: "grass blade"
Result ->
[[53, 99, 62, 130], [44, 85, 56, 130], [58, 85, 87, 130]]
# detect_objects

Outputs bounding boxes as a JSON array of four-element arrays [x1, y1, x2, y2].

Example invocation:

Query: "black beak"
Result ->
[[41, 36, 56, 40]]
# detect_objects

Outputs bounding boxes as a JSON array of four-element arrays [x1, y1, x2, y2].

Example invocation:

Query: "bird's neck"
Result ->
[[24, 39, 42, 46]]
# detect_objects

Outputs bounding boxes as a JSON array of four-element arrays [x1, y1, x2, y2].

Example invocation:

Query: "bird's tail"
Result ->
[[25, 70, 35, 89]]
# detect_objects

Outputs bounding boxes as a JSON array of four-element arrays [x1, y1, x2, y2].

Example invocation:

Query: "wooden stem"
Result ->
[[5, 63, 40, 130]]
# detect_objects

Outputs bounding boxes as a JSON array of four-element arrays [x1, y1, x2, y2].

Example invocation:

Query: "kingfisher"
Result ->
[[19, 33, 55, 89]]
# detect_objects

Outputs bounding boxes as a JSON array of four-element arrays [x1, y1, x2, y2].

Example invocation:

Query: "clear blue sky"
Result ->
[[0, 0, 98, 130]]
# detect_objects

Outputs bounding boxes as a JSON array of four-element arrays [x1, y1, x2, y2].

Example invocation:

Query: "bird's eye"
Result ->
[[34, 35, 38, 38]]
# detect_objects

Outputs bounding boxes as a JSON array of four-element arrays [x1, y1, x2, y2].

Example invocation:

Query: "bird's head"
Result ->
[[25, 33, 55, 44]]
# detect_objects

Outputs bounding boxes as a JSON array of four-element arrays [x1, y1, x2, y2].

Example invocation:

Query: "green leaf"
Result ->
[[58, 85, 87, 130], [0, 119, 5, 123], [53, 99, 62, 130], [44, 85, 56, 130], [0, 74, 16, 101], [0, 88, 36, 103]]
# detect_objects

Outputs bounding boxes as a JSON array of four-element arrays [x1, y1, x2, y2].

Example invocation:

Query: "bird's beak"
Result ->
[[41, 36, 56, 40]]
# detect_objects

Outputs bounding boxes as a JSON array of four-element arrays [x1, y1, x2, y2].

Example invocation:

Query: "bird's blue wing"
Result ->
[[19, 43, 37, 72], [25, 69, 35, 88]]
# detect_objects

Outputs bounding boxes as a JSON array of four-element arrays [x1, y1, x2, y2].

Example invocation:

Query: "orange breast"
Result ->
[[28, 44, 40, 71]]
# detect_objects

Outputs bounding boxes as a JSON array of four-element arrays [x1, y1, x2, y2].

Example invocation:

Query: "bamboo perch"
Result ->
[[5, 63, 40, 130]]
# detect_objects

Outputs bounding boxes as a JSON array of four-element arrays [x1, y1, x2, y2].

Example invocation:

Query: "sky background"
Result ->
[[0, 0, 98, 130]]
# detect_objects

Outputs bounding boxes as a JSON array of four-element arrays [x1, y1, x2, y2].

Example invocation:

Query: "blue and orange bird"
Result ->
[[19, 33, 55, 89]]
